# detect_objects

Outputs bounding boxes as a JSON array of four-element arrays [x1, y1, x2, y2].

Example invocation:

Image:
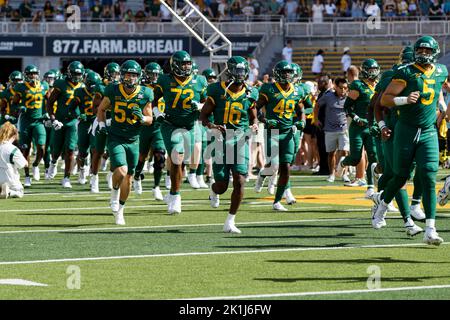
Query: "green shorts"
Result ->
[[212, 132, 249, 182], [78, 120, 95, 156], [139, 124, 166, 155], [51, 119, 78, 156], [393, 121, 439, 178], [160, 121, 199, 157], [19, 118, 46, 147], [266, 127, 295, 165], [107, 134, 140, 175]]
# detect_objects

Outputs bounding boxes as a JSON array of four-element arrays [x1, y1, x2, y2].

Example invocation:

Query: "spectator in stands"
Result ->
[[78, 0, 90, 22], [248, 53, 260, 71], [65, 0, 75, 20], [341, 47, 351, 76], [268, 0, 281, 15], [113, 0, 123, 21], [324, 0, 337, 19], [419, 0, 430, 19], [218, 0, 229, 21], [135, 9, 146, 22], [397, 0, 408, 19], [444, 0, 450, 16], [282, 39, 293, 64], [429, 0, 444, 20], [312, 0, 325, 23], [383, 0, 397, 18], [147, 0, 160, 21], [102, 0, 113, 10], [43, 1, 54, 21], [408, 0, 418, 17], [122, 8, 134, 22], [54, 8, 65, 22], [0, 0, 13, 19], [247, 61, 259, 86], [253, 0, 265, 15], [32, 10, 43, 24], [102, 5, 113, 21], [160, 1, 172, 21], [19, 0, 33, 20], [11, 8, 20, 22], [365, 0, 380, 17], [337, 0, 350, 17], [242, 0, 255, 16], [312, 49, 324, 77], [230, 0, 242, 20], [284, 0, 298, 21], [351, 0, 364, 20], [91, 0, 103, 21]]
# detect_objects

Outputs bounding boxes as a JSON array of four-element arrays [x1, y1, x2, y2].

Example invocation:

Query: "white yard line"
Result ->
[[0, 242, 447, 266], [0, 218, 353, 235], [187, 284, 450, 300]]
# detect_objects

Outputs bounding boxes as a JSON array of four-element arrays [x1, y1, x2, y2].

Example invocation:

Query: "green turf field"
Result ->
[[1, 170, 450, 300]]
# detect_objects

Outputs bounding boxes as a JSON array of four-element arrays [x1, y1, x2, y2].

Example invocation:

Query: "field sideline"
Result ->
[[0, 171, 449, 300]]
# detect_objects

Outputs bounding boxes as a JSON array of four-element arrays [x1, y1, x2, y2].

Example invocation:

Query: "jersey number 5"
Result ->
[[421, 79, 435, 106]]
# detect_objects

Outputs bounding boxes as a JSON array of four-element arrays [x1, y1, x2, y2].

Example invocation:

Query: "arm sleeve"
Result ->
[[12, 147, 28, 169]]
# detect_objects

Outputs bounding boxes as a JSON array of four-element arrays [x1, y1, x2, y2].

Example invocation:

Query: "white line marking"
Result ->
[[0, 204, 196, 213], [187, 284, 450, 300], [1, 242, 447, 266], [0, 218, 353, 234], [0, 279, 48, 287]]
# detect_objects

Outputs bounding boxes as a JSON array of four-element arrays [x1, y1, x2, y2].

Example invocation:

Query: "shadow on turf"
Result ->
[[4, 223, 112, 228], [266, 257, 450, 264], [253, 274, 450, 283], [215, 243, 354, 249]]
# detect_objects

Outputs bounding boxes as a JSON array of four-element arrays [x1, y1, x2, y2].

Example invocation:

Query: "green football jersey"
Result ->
[[146, 83, 165, 113], [375, 67, 399, 128], [14, 81, 48, 120], [0, 87, 19, 117], [260, 82, 304, 130], [53, 79, 84, 123], [392, 63, 448, 128], [207, 81, 258, 131], [154, 74, 207, 128], [348, 79, 376, 119], [104, 83, 154, 141], [74, 87, 95, 121]]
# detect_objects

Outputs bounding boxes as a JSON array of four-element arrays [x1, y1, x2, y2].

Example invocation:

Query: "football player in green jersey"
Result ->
[[200, 56, 259, 233], [89, 62, 120, 193], [133, 62, 166, 201], [0, 71, 23, 127], [96, 59, 153, 225], [202, 68, 218, 84], [12, 65, 49, 186], [255, 61, 306, 212], [336, 58, 380, 199], [70, 70, 102, 186], [153, 50, 208, 214], [46, 61, 85, 188], [376, 36, 448, 245], [368, 46, 424, 236]]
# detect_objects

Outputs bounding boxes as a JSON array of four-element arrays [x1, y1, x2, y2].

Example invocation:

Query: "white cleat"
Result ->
[[405, 221, 423, 237], [44, 169, 50, 180], [273, 201, 288, 211], [61, 177, 72, 188], [110, 188, 120, 212], [133, 178, 143, 195], [107, 171, 113, 190], [223, 222, 241, 234], [423, 227, 444, 246], [24, 176, 32, 188], [165, 175, 171, 190], [345, 178, 367, 187], [90, 174, 99, 193], [197, 175, 209, 189], [387, 201, 399, 212], [152, 186, 164, 201], [268, 175, 277, 195], [371, 192, 387, 229], [326, 175, 335, 183], [254, 174, 266, 193], [437, 175, 450, 206], [32, 165, 40, 181], [284, 188, 296, 205], [187, 173, 200, 189], [410, 204, 426, 220], [365, 187, 375, 199], [78, 168, 87, 185], [113, 207, 125, 225], [168, 194, 181, 214], [335, 156, 345, 178], [0, 183, 9, 199], [209, 189, 220, 208], [48, 161, 57, 179], [342, 173, 351, 183]]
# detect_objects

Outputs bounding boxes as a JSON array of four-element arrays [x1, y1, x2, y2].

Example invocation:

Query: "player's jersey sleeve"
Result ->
[[154, 75, 166, 98], [391, 66, 410, 87], [103, 84, 115, 102], [248, 87, 259, 104], [348, 79, 362, 93], [13, 83, 24, 98], [258, 83, 271, 102], [198, 75, 208, 101], [53, 79, 66, 93], [94, 83, 106, 97], [143, 86, 154, 106], [206, 82, 219, 106]]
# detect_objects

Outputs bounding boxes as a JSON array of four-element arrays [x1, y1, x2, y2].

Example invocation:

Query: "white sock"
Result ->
[[426, 219, 435, 229], [119, 204, 125, 212], [226, 213, 235, 224], [111, 188, 120, 201], [405, 217, 414, 226]]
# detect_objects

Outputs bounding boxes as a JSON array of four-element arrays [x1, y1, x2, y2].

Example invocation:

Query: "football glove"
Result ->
[[294, 120, 306, 131], [369, 125, 381, 137], [52, 120, 64, 131], [131, 106, 145, 124], [78, 114, 87, 122], [266, 119, 279, 129], [106, 118, 112, 127], [97, 121, 107, 135]]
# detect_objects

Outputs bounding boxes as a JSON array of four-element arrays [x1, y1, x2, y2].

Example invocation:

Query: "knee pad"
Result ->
[[153, 150, 166, 171]]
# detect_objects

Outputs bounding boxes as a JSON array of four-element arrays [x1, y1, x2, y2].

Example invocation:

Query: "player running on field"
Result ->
[[97, 60, 153, 225], [200, 56, 259, 233], [46, 61, 86, 188], [375, 36, 448, 245], [0, 71, 23, 127]]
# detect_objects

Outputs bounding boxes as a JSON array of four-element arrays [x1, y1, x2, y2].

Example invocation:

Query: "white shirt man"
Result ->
[[341, 47, 351, 73], [312, 51, 324, 74], [0, 141, 27, 198], [282, 43, 293, 63]]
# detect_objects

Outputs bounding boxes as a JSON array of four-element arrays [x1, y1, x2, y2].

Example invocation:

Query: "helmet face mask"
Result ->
[[273, 61, 295, 84], [25, 71, 40, 84], [170, 51, 193, 77], [361, 59, 380, 80], [120, 60, 142, 89], [413, 36, 440, 65], [9, 71, 23, 87], [415, 47, 435, 65], [122, 72, 140, 89], [144, 63, 162, 84], [104, 62, 121, 83], [44, 74, 55, 87], [67, 61, 85, 83]]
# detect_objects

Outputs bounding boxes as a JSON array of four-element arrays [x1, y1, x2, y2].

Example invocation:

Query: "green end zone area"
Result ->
[[0, 173, 450, 299]]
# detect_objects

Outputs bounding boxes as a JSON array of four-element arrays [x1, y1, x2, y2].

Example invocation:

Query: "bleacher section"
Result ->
[[294, 45, 404, 81]]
